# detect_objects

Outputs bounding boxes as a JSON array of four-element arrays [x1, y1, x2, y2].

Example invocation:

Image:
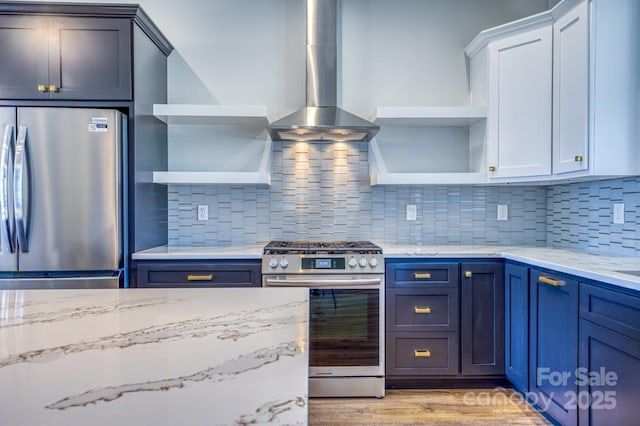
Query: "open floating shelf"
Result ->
[[153, 104, 269, 126], [372, 106, 487, 126]]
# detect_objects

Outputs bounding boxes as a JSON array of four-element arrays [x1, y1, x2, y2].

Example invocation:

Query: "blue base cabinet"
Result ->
[[504, 263, 529, 392], [579, 283, 640, 426], [461, 262, 504, 376], [529, 269, 579, 426]]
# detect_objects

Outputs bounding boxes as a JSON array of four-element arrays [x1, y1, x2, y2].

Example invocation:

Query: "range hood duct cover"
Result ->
[[267, 0, 379, 142]]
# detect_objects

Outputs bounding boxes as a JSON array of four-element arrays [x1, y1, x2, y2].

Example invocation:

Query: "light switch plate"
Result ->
[[497, 204, 509, 221], [406, 204, 417, 221], [613, 203, 625, 224], [197, 205, 209, 221]]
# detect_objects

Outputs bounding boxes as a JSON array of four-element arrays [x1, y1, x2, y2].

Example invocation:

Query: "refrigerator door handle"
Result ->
[[14, 125, 28, 253], [1, 125, 15, 253]]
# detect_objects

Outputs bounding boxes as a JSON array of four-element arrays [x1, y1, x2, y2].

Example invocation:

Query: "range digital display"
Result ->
[[301, 258, 346, 270]]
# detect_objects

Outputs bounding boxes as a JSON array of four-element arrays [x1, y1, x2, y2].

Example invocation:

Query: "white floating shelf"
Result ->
[[153, 171, 271, 186], [368, 139, 487, 185], [153, 104, 269, 126], [372, 106, 487, 126], [370, 172, 487, 186]]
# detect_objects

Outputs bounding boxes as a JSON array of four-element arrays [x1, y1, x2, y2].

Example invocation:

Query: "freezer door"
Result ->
[[0, 108, 17, 272], [16, 108, 122, 272], [0, 276, 119, 289]]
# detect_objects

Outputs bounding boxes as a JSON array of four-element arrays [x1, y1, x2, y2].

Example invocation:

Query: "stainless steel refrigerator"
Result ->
[[0, 107, 125, 289]]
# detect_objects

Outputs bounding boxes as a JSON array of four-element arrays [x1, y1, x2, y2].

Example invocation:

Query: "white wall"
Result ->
[[20, 0, 550, 171]]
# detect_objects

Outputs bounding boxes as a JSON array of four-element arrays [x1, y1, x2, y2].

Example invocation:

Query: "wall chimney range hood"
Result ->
[[267, 0, 379, 142]]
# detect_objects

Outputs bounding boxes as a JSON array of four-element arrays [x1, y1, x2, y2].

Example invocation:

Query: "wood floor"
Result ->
[[308, 389, 550, 425]]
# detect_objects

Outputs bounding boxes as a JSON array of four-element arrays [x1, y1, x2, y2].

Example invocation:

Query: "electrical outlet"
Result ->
[[497, 204, 509, 221], [406, 204, 417, 221], [197, 205, 209, 221], [613, 203, 625, 224]]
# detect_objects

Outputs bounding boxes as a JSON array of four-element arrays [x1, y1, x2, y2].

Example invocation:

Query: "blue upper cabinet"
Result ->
[[529, 269, 579, 425], [504, 262, 529, 392], [0, 15, 131, 100]]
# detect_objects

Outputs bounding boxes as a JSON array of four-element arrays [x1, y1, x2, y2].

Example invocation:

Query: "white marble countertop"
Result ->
[[381, 244, 640, 293], [0, 288, 309, 426], [133, 244, 640, 293], [132, 245, 264, 260]]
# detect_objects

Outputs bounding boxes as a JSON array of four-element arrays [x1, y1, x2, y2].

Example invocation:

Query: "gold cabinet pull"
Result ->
[[49, 84, 59, 92], [574, 155, 583, 162], [413, 272, 431, 279], [464, 271, 473, 278], [37, 84, 47, 92], [187, 274, 214, 281], [414, 349, 431, 358], [538, 276, 565, 287], [414, 306, 431, 314], [489, 166, 496, 172]]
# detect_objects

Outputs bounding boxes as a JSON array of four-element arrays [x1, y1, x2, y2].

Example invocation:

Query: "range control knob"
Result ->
[[348, 257, 358, 268], [359, 257, 368, 268], [269, 258, 278, 269], [279, 258, 289, 269], [369, 257, 379, 268]]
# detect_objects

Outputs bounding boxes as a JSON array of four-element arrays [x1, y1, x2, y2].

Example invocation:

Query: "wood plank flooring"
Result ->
[[309, 389, 550, 425]]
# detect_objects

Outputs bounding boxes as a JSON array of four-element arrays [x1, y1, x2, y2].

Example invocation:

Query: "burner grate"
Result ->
[[263, 240, 382, 255]]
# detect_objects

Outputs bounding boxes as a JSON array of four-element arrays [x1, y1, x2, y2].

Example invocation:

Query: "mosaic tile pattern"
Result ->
[[546, 177, 640, 256], [168, 142, 547, 247]]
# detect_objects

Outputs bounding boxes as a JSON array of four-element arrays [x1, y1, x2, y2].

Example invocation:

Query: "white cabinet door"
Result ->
[[487, 26, 552, 179], [553, 0, 589, 175]]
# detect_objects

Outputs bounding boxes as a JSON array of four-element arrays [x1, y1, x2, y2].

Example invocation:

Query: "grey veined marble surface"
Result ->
[[0, 288, 309, 425]]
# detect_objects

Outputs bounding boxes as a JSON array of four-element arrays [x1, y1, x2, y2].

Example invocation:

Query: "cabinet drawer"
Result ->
[[580, 283, 640, 341], [387, 289, 458, 332], [386, 263, 458, 288], [386, 332, 458, 376], [135, 262, 261, 288]]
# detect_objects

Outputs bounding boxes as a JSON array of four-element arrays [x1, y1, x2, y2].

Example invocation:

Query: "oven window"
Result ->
[[309, 289, 379, 367]]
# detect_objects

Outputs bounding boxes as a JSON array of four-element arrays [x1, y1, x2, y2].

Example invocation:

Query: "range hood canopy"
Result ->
[[267, 0, 379, 142]]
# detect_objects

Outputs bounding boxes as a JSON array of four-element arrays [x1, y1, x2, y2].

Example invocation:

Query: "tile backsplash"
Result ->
[[168, 142, 547, 247], [168, 143, 639, 255], [546, 177, 640, 256]]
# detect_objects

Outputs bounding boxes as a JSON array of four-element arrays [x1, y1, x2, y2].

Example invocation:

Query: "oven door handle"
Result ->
[[264, 278, 382, 287]]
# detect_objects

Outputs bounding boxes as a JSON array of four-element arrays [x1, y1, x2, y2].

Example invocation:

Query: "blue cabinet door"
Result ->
[[461, 262, 505, 376], [505, 263, 529, 392], [530, 269, 578, 425], [578, 319, 640, 425]]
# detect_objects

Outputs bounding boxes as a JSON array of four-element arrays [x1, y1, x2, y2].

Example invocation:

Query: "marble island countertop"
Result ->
[[0, 288, 309, 426], [134, 244, 640, 293]]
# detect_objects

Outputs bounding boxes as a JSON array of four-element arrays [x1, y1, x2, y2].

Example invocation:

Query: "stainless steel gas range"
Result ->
[[262, 240, 385, 398]]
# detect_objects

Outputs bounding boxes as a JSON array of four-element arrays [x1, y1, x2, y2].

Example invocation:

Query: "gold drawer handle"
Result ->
[[414, 306, 431, 314], [413, 272, 431, 279], [489, 166, 496, 172], [464, 271, 472, 278], [414, 349, 431, 358], [539, 276, 565, 287], [49, 84, 59, 92], [574, 155, 583, 162], [187, 274, 214, 281], [37, 84, 47, 92]]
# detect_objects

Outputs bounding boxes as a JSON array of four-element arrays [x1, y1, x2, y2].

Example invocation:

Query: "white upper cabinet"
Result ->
[[486, 26, 552, 179], [468, 0, 640, 183], [551, 0, 640, 178], [552, 0, 589, 175]]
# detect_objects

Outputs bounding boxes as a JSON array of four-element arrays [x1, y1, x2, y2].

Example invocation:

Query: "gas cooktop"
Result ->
[[263, 240, 383, 255]]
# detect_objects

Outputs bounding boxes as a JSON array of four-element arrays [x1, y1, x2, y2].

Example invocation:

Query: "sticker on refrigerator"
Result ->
[[88, 117, 109, 132]]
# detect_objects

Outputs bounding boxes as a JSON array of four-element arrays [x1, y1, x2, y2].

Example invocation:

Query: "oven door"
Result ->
[[263, 274, 384, 378]]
